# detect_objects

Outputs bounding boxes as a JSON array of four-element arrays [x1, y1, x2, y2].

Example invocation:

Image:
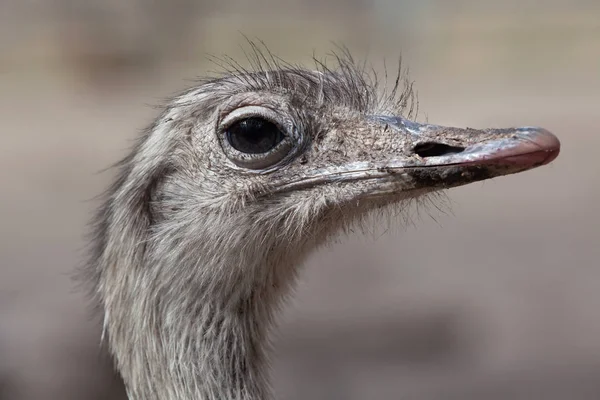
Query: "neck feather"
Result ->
[[101, 236, 304, 400], [116, 295, 273, 399]]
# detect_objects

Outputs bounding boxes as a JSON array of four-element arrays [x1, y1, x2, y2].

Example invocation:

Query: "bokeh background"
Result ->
[[1, 0, 599, 399]]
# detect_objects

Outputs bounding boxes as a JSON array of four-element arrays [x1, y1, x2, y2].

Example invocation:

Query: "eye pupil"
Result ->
[[226, 117, 285, 154]]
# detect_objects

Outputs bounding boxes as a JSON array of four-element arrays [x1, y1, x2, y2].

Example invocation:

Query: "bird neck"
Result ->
[[100, 177, 315, 399], [153, 301, 273, 400], [107, 255, 292, 400]]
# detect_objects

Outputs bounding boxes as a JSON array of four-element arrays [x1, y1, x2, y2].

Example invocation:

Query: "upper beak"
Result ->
[[371, 115, 560, 170]]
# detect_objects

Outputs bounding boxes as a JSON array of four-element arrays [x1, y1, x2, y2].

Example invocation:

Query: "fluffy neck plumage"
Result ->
[[99, 195, 314, 400], [104, 252, 290, 400]]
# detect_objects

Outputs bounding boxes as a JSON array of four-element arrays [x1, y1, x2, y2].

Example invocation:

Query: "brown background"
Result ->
[[1, 1, 599, 399]]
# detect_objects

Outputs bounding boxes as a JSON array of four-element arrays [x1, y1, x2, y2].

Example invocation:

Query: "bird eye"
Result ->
[[218, 106, 299, 170], [225, 117, 285, 154]]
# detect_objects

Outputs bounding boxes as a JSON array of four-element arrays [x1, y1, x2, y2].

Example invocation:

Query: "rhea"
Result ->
[[83, 52, 560, 400]]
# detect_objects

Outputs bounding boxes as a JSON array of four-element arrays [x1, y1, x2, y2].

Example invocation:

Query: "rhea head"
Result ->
[[86, 49, 560, 400]]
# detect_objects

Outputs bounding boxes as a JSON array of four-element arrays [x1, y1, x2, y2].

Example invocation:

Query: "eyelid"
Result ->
[[220, 106, 284, 131]]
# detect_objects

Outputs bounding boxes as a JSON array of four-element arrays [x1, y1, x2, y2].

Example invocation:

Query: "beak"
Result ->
[[371, 115, 560, 168], [271, 115, 560, 195], [363, 115, 560, 192]]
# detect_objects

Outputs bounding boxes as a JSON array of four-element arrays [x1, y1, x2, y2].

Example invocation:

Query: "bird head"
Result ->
[[91, 50, 559, 305], [145, 58, 558, 267], [86, 50, 560, 399]]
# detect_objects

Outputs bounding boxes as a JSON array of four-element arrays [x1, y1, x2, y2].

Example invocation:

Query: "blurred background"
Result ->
[[1, 0, 599, 399]]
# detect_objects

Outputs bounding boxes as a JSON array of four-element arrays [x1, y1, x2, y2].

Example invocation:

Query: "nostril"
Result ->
[[414, 142, 466, 158]]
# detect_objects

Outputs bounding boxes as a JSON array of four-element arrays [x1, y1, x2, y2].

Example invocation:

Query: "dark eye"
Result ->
[[225, 117, 285, 154]]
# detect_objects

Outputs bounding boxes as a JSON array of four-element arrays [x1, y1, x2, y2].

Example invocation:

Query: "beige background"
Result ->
[[1, 1, 599, 399]]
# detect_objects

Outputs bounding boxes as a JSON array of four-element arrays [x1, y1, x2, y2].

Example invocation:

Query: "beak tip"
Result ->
[[516, 127, 561, 166]]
